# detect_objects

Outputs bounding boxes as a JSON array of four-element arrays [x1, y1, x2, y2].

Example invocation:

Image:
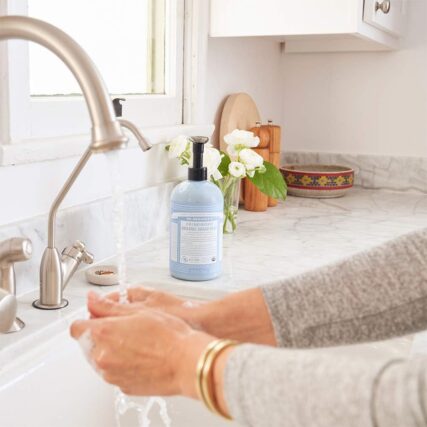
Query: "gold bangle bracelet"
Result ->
[[196, 339, 238, 421], [196, 339, 222, 413], [201, 340, 229, 416]]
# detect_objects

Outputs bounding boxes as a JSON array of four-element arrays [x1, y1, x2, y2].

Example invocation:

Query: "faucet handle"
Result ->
[[62, 241, 94, 265], [81, 249, 94, 265], [74, 241, 94, 265]]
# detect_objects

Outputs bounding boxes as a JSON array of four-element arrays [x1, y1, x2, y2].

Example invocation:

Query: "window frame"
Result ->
[[0, 0, 185, 145]]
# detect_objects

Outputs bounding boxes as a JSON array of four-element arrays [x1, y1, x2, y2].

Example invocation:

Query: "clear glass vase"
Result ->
[[216, 176, 241, 234]]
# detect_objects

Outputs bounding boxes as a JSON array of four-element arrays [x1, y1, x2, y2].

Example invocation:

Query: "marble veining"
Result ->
[[124, 187, 427, 297], [283, 151, 427, 194], [0, 181, 176, 296]]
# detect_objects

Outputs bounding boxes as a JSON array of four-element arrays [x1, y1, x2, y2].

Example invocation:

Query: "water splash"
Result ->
[[106, 151, 171, 426], [115, 390, 171, 427], [106, 151, 128, 304]]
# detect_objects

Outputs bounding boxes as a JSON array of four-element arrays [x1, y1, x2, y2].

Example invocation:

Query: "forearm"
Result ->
[[262, 228, 427, 348], [187, 288, 276, 346]]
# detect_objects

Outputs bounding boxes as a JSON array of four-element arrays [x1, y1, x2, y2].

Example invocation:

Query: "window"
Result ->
[[1, 0, 184, 143], [29, 0, 165, 96]]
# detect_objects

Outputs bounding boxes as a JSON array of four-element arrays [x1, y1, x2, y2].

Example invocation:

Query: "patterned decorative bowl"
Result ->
[[280, 164, 354, 198]]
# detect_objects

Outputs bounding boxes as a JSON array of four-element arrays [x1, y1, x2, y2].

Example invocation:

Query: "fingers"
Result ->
[[70, 319, 93, 339], [105, 292, 120, 302], [105, 286, 154, 303], [87, 291, 138, 318]]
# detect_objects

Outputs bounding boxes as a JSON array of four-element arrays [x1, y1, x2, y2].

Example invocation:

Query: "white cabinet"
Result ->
[[210, 0, 408, 52], [363, 0, 406, 35]]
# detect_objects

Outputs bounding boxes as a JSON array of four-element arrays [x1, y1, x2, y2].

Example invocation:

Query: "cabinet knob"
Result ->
[[375, 0, 391, 14]]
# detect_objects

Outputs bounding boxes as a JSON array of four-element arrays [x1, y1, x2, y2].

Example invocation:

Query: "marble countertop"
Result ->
[[2, 188, 427, 365]]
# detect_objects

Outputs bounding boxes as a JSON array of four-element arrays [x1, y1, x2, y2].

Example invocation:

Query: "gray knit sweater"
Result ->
[[224, 228, 427, 427]]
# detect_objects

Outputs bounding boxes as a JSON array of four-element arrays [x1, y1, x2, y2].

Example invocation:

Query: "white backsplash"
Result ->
[[283, 152, 427, 194], [0, 181, 176, 296]]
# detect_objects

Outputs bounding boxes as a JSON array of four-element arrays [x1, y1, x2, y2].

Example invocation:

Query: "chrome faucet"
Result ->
[[0, 16, 151, 310], [0, 238, 33, 331], [0, 289, 17, 334]]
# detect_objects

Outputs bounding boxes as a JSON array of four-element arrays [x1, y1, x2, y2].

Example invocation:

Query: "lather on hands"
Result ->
[[70, 291, 215, 398], [70, 285, 275, 412], [103, 286, 277, 346]]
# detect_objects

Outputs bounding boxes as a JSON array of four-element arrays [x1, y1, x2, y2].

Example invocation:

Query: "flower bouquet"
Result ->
[[166, 129, 287, 233]]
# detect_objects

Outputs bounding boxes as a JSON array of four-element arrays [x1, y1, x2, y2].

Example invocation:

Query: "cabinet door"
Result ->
[[363, 0, 407, 35]]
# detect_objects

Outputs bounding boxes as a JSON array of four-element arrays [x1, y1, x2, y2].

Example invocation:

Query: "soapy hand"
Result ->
[[101, 287, 203, 327], [70, 292, 214, 398], [103, 286, 277, 346]]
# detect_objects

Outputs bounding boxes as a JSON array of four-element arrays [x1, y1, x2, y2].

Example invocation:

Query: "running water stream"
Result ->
[[108, 151, 128, 303], [106, 151, 171, 427]]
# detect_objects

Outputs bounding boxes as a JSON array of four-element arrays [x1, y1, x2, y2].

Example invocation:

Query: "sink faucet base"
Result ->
[[33, 299, 69, 310]]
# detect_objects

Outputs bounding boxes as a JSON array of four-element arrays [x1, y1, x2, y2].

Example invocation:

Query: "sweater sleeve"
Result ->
[[224, 344, 427, 427], [262, 228, 427, 348]]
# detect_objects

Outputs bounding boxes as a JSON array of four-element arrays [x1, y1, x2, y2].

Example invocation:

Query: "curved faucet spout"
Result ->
[[0, 15, 142, 309], [119, 119, 152, 152], [0, 15, 127, 152]]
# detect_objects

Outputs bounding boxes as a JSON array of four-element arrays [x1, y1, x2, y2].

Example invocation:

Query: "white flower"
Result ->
[[168, 135, 189, 159], [226, 143, 238, 159], [228, 161, 246, 178], [204, 147, 222, 180], [239, 148, 264, 171], [224, 129, 260, 149]]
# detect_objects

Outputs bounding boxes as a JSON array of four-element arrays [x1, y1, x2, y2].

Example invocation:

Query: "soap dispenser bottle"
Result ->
[[170, 137, 223, 281]]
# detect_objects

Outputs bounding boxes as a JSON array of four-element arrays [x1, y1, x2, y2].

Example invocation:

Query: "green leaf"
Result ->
[[248, 161, 287, 200], [217, 151, 231, 177]]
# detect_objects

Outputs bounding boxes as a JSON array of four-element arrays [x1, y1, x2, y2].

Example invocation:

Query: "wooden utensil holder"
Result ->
[[243, 122, 282, 211]]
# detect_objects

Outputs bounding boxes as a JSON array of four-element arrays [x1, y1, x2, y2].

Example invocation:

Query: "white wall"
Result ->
[[282, 0, 427, 157], [205, 37, 284, 145], [0, 23, 283, 227], [4, 0, 426, 228], [0, 144, 184, 226]]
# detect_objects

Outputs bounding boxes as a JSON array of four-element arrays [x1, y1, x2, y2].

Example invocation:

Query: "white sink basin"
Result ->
[[0, 330, 233, 427], [0, 321, 421, 427]]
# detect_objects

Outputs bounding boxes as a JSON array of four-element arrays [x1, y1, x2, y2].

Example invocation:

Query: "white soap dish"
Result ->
[[85, 265, 119, 286]]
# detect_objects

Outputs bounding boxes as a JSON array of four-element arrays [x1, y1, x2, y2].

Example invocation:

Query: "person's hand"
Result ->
[[70, 292, 214, 398], [103, 286, 277, 346], [102, 287, 203, 328]]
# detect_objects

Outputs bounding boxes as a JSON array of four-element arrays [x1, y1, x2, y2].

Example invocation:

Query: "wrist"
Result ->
[[184, 289, 277, 346], [180, 299, 225, 337], [173, 300, 209, 331], [211, 345, 234, 418], [176, 330, 216, 399], [194, 338, 237, 420]]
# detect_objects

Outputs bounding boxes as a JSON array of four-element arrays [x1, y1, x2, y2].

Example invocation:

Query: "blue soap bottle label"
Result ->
[[170, 209, 223, 281]]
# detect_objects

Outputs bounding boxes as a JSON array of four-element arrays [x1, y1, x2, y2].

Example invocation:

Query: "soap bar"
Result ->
[[85, 265, 119, 286]]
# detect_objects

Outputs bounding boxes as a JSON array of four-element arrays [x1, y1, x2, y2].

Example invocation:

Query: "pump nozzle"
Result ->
[[188, 136, 209, 181], [112, 98, 126, 118]]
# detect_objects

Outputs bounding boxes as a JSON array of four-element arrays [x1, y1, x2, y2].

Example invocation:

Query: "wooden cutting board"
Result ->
[[219, 93, 261, 152]]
